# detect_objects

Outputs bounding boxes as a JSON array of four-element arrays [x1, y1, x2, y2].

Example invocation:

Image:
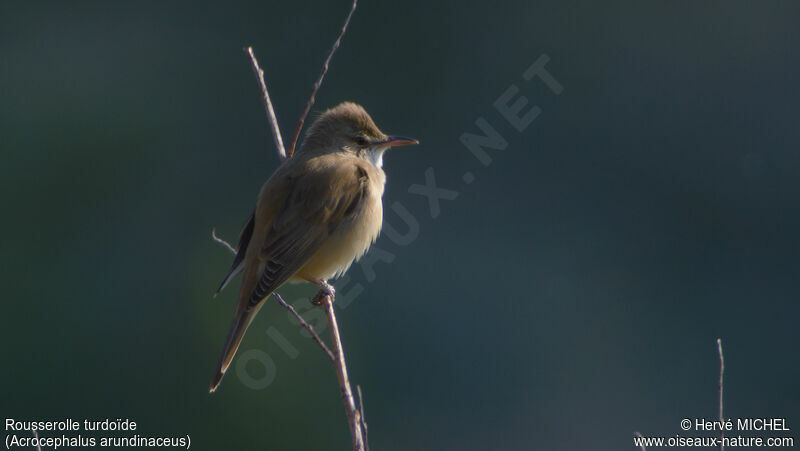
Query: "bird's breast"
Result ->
[[297, 171, 385, 281]]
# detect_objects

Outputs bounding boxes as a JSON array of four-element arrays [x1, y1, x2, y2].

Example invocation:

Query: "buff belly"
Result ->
[[294, 189, 383, 282]]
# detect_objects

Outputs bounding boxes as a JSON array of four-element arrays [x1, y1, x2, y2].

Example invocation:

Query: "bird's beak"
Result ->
[[383, 135, 419, 147]]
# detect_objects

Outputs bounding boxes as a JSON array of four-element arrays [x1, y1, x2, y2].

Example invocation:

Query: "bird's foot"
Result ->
[[310, 280, 336, 306]]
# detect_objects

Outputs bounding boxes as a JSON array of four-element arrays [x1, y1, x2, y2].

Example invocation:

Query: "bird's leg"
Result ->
[[308, 279, 336, 306]]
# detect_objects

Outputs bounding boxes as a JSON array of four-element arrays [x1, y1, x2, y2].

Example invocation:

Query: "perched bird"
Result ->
[[209, 102, 418, 392]]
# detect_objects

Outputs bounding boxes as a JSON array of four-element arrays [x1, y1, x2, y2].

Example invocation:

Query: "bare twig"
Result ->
[[322, 293, 365, 451], [33, 429, 42, 451], [633, 341, 729, 451], [633, 431, 646, 451], [245, 46, 287, 161], [717, 338, 725, 451], [211, 228, 237, 254], [273, 292, 335, 361], [357, 385, 369, 451], [287, 0, 358, 158]]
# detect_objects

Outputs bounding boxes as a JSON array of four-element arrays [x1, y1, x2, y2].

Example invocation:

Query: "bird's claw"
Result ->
[[311, 281, 336, 306]]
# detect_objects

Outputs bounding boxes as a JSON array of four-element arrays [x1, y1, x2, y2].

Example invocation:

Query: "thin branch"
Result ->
[[211, 228, 237, 254], [634, 340, 729, 451], [633, 431, 646, 451], [273, 292, 335, 361], [245, 46, 287, 161], [357, 385, 369, 451], [717, 338, 725, 451], [33, 429, 42, 451], [287, 0, 358, 158], [322, 292, 365, 451]]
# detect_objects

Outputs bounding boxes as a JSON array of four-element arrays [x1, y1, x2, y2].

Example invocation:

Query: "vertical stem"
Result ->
[[323, 295, 365, 451]]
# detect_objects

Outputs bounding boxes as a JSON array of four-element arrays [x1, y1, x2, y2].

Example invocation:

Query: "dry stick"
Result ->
[[717, 338, 725, 451], [273, 292, 335, 362], [323, 294, 365, 451], [245, 46, 287, 161], [211, 228, 236, 254], [634, 340, 728, 451], [33, 429, 42, 451], [357, 385, 369, 451], [633, 431, 647, 451], [287, 0, 359, 158]]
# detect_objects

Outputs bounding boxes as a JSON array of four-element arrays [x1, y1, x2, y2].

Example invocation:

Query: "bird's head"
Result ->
[[299, 102, 418, 167]]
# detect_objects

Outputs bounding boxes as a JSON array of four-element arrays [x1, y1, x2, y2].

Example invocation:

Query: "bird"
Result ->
[[209, 101, 418, 392]]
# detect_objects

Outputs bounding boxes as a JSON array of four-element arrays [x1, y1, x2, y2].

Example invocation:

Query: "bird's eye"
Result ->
[[354, 136, 368, 147]]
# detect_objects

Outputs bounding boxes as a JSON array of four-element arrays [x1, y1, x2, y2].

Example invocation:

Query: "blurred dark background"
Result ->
[[2, 1, 799, 450]]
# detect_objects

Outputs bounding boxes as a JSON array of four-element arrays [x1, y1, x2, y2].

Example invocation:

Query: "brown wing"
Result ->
[[244, 156, 370, 306]]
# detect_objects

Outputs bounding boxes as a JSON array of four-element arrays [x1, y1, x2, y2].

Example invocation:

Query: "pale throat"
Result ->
[[364, 146, 388, 168]]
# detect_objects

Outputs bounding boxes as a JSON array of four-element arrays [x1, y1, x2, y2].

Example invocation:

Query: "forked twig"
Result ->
[[287, 0, 359, 158], [245, 46, 287, 161], [216, 1, 366, 449]]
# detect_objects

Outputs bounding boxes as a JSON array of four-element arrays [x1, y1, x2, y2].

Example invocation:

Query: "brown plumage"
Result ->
[[209, 102, 417, 392]]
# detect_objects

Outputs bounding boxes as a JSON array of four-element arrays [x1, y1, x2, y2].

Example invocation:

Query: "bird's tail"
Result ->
[[209, 303, 262, 393]]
